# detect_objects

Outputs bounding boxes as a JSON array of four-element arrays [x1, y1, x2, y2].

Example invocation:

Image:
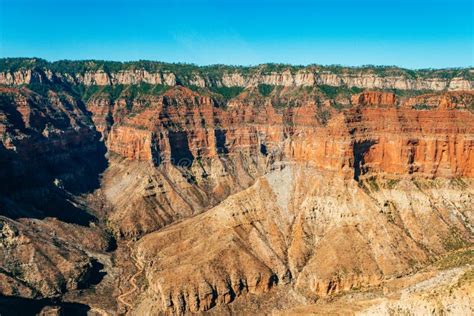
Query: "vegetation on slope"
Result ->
[[1, 57, 472, 81]]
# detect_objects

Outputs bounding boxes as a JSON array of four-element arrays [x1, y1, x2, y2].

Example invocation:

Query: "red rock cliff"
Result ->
[[93, 87, 473, 179]]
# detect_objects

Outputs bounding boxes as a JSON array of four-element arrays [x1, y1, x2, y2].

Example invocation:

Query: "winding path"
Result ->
[[117, 241, 144, 313], [89, 307, 110, 316]]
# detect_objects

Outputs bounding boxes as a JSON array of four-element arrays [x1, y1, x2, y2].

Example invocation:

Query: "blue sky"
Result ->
[[0, 0, 472, 68]]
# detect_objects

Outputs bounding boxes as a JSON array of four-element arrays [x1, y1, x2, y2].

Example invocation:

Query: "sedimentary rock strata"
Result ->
[[0, 59, 472, 314]]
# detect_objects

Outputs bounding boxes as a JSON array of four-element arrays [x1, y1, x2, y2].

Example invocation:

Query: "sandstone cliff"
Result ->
[[1, 58, 472, 91]]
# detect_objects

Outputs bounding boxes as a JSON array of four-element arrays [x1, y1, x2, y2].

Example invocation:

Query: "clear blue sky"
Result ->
[[0, 0, 472, 68]]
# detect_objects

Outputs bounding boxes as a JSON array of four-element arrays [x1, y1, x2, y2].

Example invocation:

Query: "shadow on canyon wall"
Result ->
[[353, 139, 377, 181], [0, 96, 108, 226], [0, 295, 90, 316]]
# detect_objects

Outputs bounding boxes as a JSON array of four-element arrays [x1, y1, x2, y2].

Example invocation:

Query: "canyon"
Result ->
[[0, 58, 473, 315]]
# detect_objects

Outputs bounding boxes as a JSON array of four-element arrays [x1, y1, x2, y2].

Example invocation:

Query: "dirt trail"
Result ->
[[89, 307, 111, 316], [117, 241, 144, 314]]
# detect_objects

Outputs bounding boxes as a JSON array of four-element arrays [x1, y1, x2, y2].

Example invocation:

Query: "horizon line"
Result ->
[[2, 56, 473, 71]]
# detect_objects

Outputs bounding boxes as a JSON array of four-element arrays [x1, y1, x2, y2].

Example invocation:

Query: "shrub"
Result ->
[[258, 84, 274, 97], [210, 86, 244, 100], [413, 104, 431, 110], [318, 85, 340, 98]]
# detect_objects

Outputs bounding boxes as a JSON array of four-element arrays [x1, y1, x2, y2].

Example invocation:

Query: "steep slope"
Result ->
[[132, 167, 472, 314], [0, 86, 113, 305], [276, 250, 474, 315]]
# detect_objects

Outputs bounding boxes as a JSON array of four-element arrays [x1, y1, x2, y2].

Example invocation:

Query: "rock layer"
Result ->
[[101, 87, 474, 178], [1, 58, 473, 91]]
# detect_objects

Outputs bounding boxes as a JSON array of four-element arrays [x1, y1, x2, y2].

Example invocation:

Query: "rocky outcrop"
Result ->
[[0, 216, 107, 298], [107, 127, 155, 161], [351, 91, 397, 106], [347, 106, 474, 178], [0, 68, 176, 87], [274, 255, 474, 315], [402, 91, 474, 109], [223, 71, 473, 91]]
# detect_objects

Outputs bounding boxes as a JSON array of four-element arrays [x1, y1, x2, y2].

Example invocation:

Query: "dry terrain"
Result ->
[[0, 59, 473, 315]]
